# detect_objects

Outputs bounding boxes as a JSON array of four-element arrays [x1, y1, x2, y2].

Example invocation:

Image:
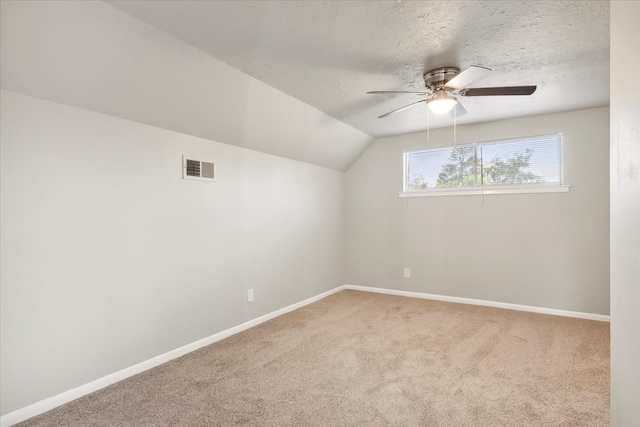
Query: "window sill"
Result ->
[[398, 185, 571, 198]]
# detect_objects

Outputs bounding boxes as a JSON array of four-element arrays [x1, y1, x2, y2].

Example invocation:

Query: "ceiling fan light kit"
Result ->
[[427, 91, 457, 114], [368, 65, 537, 118]]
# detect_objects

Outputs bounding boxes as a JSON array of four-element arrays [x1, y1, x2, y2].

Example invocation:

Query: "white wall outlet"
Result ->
[[247, 288, 254, 303], [404, 268, 411, 278]]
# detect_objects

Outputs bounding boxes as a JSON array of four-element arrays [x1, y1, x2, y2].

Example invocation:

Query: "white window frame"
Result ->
[[400, 134, 571, 198]]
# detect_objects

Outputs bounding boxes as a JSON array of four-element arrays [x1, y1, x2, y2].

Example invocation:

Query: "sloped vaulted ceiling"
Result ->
[[1, 1, 609, 170], [0, 1, 372, 171], [109, 0, 610, 138]]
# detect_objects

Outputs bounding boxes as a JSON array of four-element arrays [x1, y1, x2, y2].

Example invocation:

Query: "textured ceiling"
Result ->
[[108, 0, 609, 138]]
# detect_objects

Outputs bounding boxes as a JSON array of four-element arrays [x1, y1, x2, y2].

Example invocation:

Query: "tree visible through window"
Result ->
[[405, 134, 561, 192], [435, 146, 475, 188]]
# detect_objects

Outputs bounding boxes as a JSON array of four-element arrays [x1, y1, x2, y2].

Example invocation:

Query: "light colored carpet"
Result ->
[[18, 290, 609, 426]]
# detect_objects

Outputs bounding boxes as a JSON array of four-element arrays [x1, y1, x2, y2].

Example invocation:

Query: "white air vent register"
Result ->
[[182, 156, 215, 182]]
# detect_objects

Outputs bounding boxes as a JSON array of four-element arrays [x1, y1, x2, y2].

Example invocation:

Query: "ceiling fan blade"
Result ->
[[445, 65, 491, 90], [378, 99, 426, 118], [459, 86, 537, 96], [367, 90, 428, 95], [450, 101, 468, 118]]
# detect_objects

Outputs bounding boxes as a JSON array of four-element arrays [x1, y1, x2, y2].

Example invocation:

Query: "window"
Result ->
[[403, 134, 567, 196]]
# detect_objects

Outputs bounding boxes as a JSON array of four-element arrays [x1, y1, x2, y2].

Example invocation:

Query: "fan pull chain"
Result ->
[[427, 109, 430, 149], [480, 146, 485, 206], [453, 105, 457, 148]]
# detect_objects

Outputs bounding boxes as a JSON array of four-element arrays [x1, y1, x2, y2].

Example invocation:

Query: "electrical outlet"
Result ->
[[404, 268, 411, 278], [247, 289, 254, 303]]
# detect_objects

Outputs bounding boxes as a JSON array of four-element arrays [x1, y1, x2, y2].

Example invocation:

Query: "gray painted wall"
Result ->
[[0, 90, 344, 415], [0, 1, 359, 415], [345, 108, 610, 315], [610, 1, 640, 424]]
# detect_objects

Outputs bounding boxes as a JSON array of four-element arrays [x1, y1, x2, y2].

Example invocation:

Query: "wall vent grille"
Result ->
[[201, 161, 215, 179], [183, 156, 215, 182]]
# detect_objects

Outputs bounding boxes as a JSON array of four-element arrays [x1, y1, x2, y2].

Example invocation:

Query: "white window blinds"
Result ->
[[405, 134, 562, 192]]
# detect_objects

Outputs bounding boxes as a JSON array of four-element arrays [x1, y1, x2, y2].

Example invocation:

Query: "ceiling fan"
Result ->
[[367, 65, 536, 118]]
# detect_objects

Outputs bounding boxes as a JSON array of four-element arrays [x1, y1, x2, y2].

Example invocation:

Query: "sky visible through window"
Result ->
[[406, 134, 561, 190]]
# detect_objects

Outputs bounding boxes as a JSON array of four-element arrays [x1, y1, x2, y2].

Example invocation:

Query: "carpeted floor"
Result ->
[[18, 290, 609, 426]]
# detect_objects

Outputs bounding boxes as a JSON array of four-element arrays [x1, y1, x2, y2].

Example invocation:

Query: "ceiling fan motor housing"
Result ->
[[423, 67, 460, 90]]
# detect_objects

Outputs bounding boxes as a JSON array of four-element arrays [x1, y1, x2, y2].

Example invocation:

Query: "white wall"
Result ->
[[0, 1, 362, 416], [0, 0, 372, 171], [0, 90, 345, 415], [345, 108, 610, 315], [610, 1, 640, 425]]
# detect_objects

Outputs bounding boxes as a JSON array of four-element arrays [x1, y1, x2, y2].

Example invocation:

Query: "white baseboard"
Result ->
[[0, 286, 346, 427], [344, 284, 610, 322], [2, 283, 608, 426]]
